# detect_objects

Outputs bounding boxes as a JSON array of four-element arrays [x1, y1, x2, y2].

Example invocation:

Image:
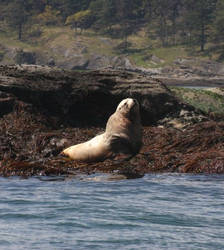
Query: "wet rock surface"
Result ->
[[0, 65, 223, 178]]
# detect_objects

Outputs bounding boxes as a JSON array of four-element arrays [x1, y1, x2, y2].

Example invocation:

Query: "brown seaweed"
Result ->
[[0, 104, 224, 178]]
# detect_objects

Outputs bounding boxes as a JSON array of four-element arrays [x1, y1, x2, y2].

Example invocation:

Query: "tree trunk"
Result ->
[[160, 16, 167, 47], [18, 23, 22, 40], [200, 21, 205, 51], [171, 14, 177, 46]]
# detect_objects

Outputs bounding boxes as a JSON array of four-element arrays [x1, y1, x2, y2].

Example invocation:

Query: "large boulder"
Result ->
[[0, 64, 195, 127]]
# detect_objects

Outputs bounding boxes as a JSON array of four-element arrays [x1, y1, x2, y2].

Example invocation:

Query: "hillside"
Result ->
[[0, 25, 222, 70], [1, 0, 224, 69]]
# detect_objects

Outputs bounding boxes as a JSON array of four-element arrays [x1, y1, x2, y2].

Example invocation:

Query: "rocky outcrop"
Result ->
[[0, 64, 198, 126], [1, 42, 224, 87], [0, 65, 223, 178], [66, 55, 224, 88], [56, 54, 136, 71], [14, 49, 36, 65], [135, 58, 224, 87]]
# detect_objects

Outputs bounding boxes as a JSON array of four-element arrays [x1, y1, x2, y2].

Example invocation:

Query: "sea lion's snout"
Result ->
[[132, 99, 138, 106], [126, 98, 137, 107], [130, 99, 139, 111]]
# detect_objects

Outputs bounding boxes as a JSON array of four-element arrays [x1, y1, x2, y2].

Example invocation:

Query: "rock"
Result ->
[[113, 57, 135, 70], [86, 54, 136, 70], [158, 108, 207, 129], [54, 53, 137, 71], [135, 67, 162, 75], [1, 65, 222, 178], [138, 58, 224, 87], [47, 58, 55, 67], [151, 55, 164, 64], [216, 65, 224, 75], [54, 52, 137, 71], [56, 54, 89, 70], [14, 49, 36, 65], [0, 45, 5, 62], [0, 64, 197, 126], [0, 91, 15, 116], [87, 54, 111, 69]]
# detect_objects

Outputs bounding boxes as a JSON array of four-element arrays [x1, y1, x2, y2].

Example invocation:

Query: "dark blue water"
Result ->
[[0, 174, 224, 250]]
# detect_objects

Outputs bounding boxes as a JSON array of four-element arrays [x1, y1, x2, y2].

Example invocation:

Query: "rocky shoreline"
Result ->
[[0, 65, 223, 178], [129, 58, 224, 88], [2, 46, 224, 88]]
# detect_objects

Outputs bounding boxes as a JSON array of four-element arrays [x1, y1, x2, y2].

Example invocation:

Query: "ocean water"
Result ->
[[0, 174, 224, 250]]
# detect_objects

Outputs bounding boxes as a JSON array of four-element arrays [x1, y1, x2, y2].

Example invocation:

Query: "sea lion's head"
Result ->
[[116, 98, 140, 119]]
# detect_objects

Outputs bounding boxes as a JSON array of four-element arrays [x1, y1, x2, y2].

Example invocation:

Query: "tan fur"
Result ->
[[62, 98, 142, 162]]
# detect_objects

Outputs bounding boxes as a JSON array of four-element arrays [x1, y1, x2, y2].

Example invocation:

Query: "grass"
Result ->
[[170, 87, 224, 118], [0, 23, 191, 65], [128, 45, 189, 68], [0, 31, 34, 49], [0, 23, 222, 68], [38, 26, 119, 57]]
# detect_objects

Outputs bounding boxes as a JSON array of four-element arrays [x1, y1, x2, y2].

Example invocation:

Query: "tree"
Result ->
[[29, 0, 45, 15], [102, 0, 117, 31], [40, 0, 91, 21], [213, 0, 224, 41], [58, 0, 84, 21], [4, 0, 29, 40], [37, 5, 61, 25], [88, 0, 117, 33], [65, 10, 93, 33], [156, 1, 169, 46], [115, 0, 141, 43], [183, 0, 217, 51], [168, 0, 183, 45], [211, 0, 224, 60], [146, 0, 183, 47]]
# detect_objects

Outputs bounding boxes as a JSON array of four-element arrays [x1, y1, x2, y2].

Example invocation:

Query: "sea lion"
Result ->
[[62, 98, 142, 162]]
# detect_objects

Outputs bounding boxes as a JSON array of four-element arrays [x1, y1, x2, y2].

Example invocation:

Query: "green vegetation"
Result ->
[[0, 0, 224, 62], [129, 46, 189, 67], [171, 87, 224, 118]]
